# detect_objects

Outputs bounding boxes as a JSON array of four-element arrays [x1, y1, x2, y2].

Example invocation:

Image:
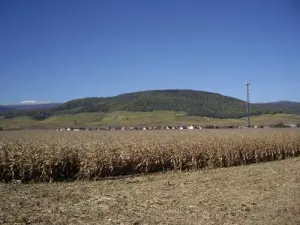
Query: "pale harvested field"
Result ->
[[0, 157, 300, 225]]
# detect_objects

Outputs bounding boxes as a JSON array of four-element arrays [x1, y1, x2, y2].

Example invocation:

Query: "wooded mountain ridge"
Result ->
[[1, 90, 300, 119]]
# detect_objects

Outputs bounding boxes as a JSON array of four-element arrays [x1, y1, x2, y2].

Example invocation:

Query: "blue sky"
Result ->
[[1, 0, 299, 104]]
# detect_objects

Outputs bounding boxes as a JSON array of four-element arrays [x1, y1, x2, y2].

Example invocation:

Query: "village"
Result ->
[[55, 123, 298, 132]]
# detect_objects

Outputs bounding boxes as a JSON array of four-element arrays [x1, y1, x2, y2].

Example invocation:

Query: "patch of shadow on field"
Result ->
[[0, 157, 300, 225]]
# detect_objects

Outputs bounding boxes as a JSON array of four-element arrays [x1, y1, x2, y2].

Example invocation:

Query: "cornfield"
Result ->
[[0, 129, 300, 182]]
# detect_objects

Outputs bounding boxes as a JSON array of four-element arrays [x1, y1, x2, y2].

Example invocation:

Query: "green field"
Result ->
[[1, 111, 300, 130]]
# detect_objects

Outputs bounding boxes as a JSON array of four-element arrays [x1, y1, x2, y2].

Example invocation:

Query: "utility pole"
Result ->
[[246, 81, 251, 127]]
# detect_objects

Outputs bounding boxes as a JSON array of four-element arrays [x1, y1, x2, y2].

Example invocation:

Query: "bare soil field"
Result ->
[[1, 157, 300, 225]]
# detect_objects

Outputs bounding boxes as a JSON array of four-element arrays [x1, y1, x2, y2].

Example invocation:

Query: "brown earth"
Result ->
[[1, 157, 300, 225]]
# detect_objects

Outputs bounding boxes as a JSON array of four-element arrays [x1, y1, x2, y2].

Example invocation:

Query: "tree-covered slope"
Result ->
[[256, 101, 300, 115], [7, 103, 62, 111], [55, 89, 273, 119]]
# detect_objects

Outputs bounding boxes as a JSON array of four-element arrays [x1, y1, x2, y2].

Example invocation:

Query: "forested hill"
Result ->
[[256, 101, 300, 115], [3, 90, 300, 120], [53, 89, 273, 119]]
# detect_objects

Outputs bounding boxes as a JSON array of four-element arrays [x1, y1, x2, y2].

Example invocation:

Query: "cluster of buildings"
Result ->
[[55, 123, 299, 132], [55, 124, 299, 132], [57, 125, 204, 131]]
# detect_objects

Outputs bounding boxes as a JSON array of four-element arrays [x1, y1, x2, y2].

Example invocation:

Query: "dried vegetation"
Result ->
[[0, 129, 300, 182]]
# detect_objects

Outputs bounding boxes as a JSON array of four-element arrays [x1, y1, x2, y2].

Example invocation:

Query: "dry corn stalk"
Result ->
[[0, 129, 299, 182]]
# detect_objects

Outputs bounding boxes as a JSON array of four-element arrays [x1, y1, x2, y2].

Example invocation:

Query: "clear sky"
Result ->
[[1, 0, 299, 104]]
